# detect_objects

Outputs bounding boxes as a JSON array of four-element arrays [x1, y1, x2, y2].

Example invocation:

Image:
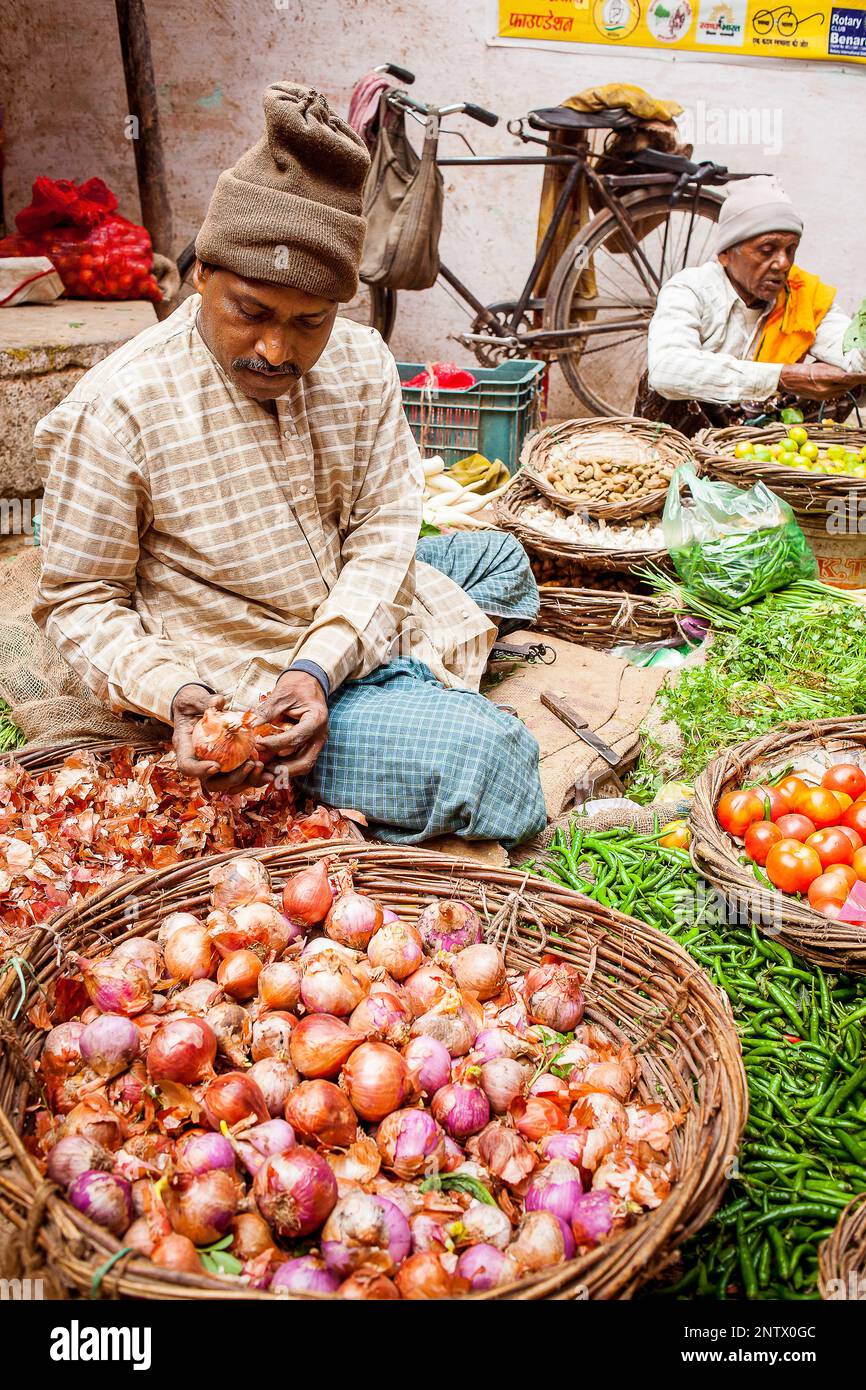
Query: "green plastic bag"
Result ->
[[663, 464, 816, 609]]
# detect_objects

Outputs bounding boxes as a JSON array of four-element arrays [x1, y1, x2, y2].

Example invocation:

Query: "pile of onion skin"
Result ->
[[34, 857, 678, 1299]]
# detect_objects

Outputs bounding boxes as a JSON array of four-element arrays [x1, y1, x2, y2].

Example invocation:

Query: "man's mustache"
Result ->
[[233, 356, 302, 378]]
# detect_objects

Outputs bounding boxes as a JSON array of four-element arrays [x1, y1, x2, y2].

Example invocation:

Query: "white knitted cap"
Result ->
[[715, 176, 803, 254]]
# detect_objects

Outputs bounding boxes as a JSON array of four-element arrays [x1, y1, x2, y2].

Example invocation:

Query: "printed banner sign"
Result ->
[[498, 0, 866, 62]]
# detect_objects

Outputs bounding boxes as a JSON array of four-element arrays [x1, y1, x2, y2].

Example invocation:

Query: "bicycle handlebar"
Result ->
[[375, 62, 415, 84], [463, 103, 499, 128]]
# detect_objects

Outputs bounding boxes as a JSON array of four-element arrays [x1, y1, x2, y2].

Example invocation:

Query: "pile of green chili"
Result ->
[[525, 821, 866, 1299]]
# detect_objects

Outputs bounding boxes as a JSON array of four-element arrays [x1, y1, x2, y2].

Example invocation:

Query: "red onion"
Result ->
[[206, 1001, 252, 1068], [270, 1256, 339, 1295], [529, 1072, 570, 1108], [403, 1035, 451, 1097], [441, 1135, 465, 1172], [521, 960, 585, 1033], [248, 1058, 299, 1116], [457, 1243, 518, 1291], [61, 1095, 123, 1151], [381, 908, 400, 924], [349, 991, 411, 1046], [41, 1021, 85, 1079], [321, 1192, 411, 1276], [77, 953, 152, 1016], [253, 1149, 337, 1237], [146, 1016, 216, 1084], [209, 856, 272, 912], [452, 943, 507, 1001], [281, 858, 334, 926], [395, 1250, 469, 1299], [509, 1210, 575, 1271], [209, 903, 295, 958], [202, 1071, 269, 1129], [431, 1079, 490, 1138], [480, 1057, 531, 1114], [170, 979, 223, 1015], [402, 963, 455, 1018], [157, 911, 204, 946], [325, 889, 383, 950], [342, 1042, 409, 1122], [217, 950, 263, 1000], [257, 960, 301, 1013], [107, 1063, 148, 1121], [289, 1014, 362, 1079], [236, 1118, 297, 1176], [367, 922, 424, 981], [338, 1271, 400, 1299], [452, 1200, 512, 1250], [163, 923, 216, 982], [301, 950, 368, 1016], [46, 1135, 113, 1189], [251, 1011, 295, 1062], [525, 1158, 584, 1225], [112, 937, 165, 986], [376, 1108, 446, 1179], [164, 1168, 239, 1243], [475, 1121, 537, 1187], [151, 1233, 203, 1273], [540, 1132, 587, 1166], [175, 1129, 236, 1176], [327, 1135, 381, 1189], [410, 1211, 451, 1252], [68, 1170, 132, 1234], [571, 1191, 614, 1246], [554, 1040, 597, 1074], [285, 1080, 358, 1150], [416, 899, 481, 954]]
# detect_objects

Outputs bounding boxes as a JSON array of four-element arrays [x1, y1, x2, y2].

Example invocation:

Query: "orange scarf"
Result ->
[[755, 265, 836, 364]]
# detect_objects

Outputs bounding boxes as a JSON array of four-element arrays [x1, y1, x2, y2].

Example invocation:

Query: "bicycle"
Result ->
[[175, 64, 762, 417]]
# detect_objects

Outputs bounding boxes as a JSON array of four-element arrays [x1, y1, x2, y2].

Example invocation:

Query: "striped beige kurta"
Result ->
[[33, 296, 495, 724]]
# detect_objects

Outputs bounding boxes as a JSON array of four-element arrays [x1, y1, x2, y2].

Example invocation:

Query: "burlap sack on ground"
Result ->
[[0, 549, 165, 747]]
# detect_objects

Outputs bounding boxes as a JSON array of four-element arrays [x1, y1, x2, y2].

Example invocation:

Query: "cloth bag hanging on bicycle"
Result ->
[[662, 463, 815, 609], [360, 94, 443, 291]]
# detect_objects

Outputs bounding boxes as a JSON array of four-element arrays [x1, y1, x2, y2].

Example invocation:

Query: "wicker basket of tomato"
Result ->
[[689, 717, 866, 971]]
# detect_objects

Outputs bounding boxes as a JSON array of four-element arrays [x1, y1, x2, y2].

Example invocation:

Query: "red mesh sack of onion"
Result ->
[[33, 858, 681, 1297]]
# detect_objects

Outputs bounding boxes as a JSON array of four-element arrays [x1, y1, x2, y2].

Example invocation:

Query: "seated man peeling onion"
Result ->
[[33, 83, 546, 848]]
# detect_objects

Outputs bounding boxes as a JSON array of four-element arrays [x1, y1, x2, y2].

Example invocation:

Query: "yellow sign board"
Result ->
[[498, 0, 866, 62]]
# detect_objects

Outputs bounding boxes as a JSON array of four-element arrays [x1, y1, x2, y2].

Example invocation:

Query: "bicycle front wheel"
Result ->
[[545, 190, 724, 417], [173, 239, 398, 340]]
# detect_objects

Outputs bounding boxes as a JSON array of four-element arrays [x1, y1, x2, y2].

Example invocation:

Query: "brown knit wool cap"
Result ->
[[196, 83, 370, 302]]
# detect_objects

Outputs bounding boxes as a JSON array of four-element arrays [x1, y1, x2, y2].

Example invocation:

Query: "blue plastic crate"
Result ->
[[398, 359, 545, 473]]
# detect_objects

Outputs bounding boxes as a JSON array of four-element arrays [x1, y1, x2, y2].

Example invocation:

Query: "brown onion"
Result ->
[[300, 950, 368, 1016], [327, 1135, 382, 1188], [157, 911, 204, 946], [402, 963, 456, 1018], [338, 1270, 400, 1299], [521, 959, 585, 1033], [124, 1216, 157, 1256], [452, 943, 507, 1001], [192, 707, 256, 772], [475, 1121, 537, 1187], [509, 1210, 574, 1271], [512, 1094, 568, 1142], [281, 858, 334, 926], [205, 1001, 252, 1068], [248, 1058, 299, 1116], [164, 1169, 239, 1244], [202, 1071, 269, 1129], [342, 1042, 409, 1123], [257, 960, 301, 1013], [290, 1014, 362, 1079], [217, 950, 263, 1000], [61, 1094, 123, 1151], [169, 979, 223, 1015], [207, 905, 274, 959], [46, 1135, 114, 1189], [325, 890, 383, 950], [367, 922, 424, 981], [285, 1080, 358, 1149], [228, 1211, 279, 1261], [411, 1008, 473, 1058], [579, 1055, 638, 1103], [146, 1016, 217, 1085], [349, 991, 411, 1046], [395, 1250, 470, 1299], [164, 923, 216, 983], [41, 1021, 85, 1079], [112, 937, 165, 986], [480, 1057, 532, 1114], [151, 1232, 203, 1272], [251, 1011, 295, 1062], [209, 856, 272, 912]]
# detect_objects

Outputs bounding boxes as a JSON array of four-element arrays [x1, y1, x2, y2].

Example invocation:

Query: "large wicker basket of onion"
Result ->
[[0, 842, 746, 1301]]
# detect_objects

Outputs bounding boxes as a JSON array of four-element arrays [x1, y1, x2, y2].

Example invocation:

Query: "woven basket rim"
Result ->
[[0, 842, 746, 1302], [692, 424, 866, 511], [818, 1192, 866, 1298], [520, 415, 693, 522], [535, 586, 681, 649], [496, 473, 670, 571], [689, 716, 866, 971]]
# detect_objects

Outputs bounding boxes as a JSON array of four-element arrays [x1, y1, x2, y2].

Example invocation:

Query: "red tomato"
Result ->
[[831, 791, 854, 813], [750, 785, 793, 821], [716, 789, 765, 838], [838, 825, 864, 852], [823, 863, 857, 891], [852, 847, 866, 881], [765, 840, 823, 895], [792, 787, 844, 830], [808, 871, 851, 911], [775, 813, 817, 842], [842, 804, 866, 839], [805, 828, 854, 869], [821, 763, 866, 800], [744, 821, 783, 866], [776, 776, 812, 804]]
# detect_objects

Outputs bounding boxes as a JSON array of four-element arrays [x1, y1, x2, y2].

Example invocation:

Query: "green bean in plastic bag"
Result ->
[[662, 464, 816, 609]]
